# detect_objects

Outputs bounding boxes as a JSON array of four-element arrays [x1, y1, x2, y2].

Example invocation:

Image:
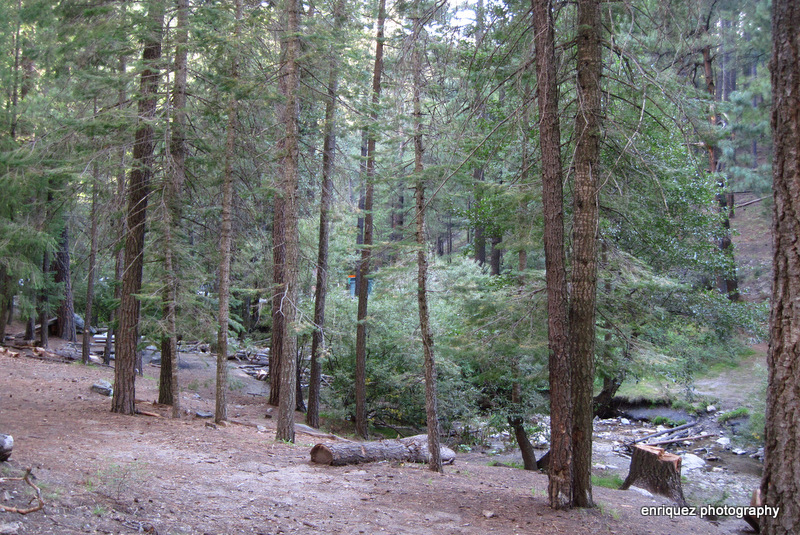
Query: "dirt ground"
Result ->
[[1, 335, 759, 535]]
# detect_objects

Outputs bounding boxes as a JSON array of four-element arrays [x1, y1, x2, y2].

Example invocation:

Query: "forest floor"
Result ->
[[1, 338, 759, 535], [1, 194, 771, 535]]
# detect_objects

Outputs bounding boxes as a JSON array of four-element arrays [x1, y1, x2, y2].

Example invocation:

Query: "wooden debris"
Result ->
[[647, 433, 717, 447], [0, 347, 19, 358], [310, 434, 456, 466], [744, 488, 762, 533], [0, 467, 44, 515], [629, 420, 698, 447], [620, 444, 686, 506], [135, 409, 162, 418]]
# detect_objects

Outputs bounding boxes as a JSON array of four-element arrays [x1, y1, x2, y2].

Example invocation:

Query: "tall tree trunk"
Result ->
[[159, 0, 189, 416], [82, 166, 99, 364], [112, 1, 164, 415], [38, 251, 50, 348], [307, 0, 345, 429], [703, 37, 739, 300], [0, 267, 10, 342], [216, 0, 242, 425], [569, 0, 601, 508], [55, 225, 76, 342], [532, 0, 573, 510], [472, 0, 486, 267], [274, 0, 301, 443], [107, 53, 128, 366], [761, 1, 800, 532], [354, 0, 386, 440], [411, 14, 442, 474]]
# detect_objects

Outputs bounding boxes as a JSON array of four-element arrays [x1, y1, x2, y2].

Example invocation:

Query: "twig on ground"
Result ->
[[0, 467, 45, 514]]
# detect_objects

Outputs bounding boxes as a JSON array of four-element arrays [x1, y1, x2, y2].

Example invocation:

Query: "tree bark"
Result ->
[[274, 0, 301, 443], [569, 0, 602, 508], [216, 0, 242, 425], [113, 1, 164, 415], [354, 0, 386, 440], [159, 0, 189, 416], [620, 444, 686, 506], [532, 0, 573, 510], [107, 52, 128, 366], [761, 1, 800, 532], [310, 435, 455, 466], [0, 267, 10, 342], [38, 251, 49, 348], [307, 0, 345, 429], [508, 416, 538, 471], [82, 167, 99, 364], [55, 225, 76, 342], [411, 14, 442, 474]]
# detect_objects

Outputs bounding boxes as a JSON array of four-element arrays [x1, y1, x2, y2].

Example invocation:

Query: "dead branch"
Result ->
[[0, 467, 45, 514], [646, 433, 717, 447], [630, 421, 698, 445]]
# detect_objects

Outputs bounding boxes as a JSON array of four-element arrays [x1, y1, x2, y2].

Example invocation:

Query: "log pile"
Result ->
[[620, 444, 686, 505], [310, 435, 456, 466]]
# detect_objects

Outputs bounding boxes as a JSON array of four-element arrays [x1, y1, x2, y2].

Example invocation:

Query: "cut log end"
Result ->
[[310, 444, 334, 465]]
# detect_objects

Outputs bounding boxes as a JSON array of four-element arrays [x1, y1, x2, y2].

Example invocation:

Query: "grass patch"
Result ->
[[718, 407, 750, 423], [591, 473, 624, 489], [488, 460, 524, 469], [651, 416, 687, 427], [596, 501, 621, 520]]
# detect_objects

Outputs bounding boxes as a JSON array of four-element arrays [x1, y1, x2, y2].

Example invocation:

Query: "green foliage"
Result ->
[[591, 474, 625, 490], [718, 407, 750, 423]]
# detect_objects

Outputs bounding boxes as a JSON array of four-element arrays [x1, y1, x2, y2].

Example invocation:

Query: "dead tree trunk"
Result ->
[[310, 435, 455, 466], [620, 444, 686, 506]]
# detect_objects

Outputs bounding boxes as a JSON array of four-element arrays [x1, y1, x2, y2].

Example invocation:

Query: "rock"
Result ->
[[712, 467, 724, 472], [628, 486, 653, 498], [0, 434, 12, 462], [90, 380, 113, 397], [195, 410, 213, 419], [706, 405, 717, 413], [750, 448, 764, 460], [0, 522, 22, 535], [482, 510, 496, 519], [715, 437, 731, 448], [620, 418, 631, 425], [732, 448, 747, 455], [681, 453, 706, 471]]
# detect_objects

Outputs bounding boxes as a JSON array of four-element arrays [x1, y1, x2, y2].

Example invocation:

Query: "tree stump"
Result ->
[[620, 444, 686, 505], [310, 435, 455, 466], [0, 434, 12, 462]]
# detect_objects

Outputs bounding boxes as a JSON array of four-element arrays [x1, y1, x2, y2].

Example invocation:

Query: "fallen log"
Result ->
[[647, 433, 717, 447], [310, 434, 455, 466], [0, 434, 12, 462], [629, 421, 698, 446], [620, 444, 686, 506]]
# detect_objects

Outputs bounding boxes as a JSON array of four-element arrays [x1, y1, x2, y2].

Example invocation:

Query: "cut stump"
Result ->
[[620, 444, 686, 506], [310, 434, 455, 466]]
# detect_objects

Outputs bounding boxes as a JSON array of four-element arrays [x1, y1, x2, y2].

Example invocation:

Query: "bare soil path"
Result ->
[[0, 344, 750, 535]]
